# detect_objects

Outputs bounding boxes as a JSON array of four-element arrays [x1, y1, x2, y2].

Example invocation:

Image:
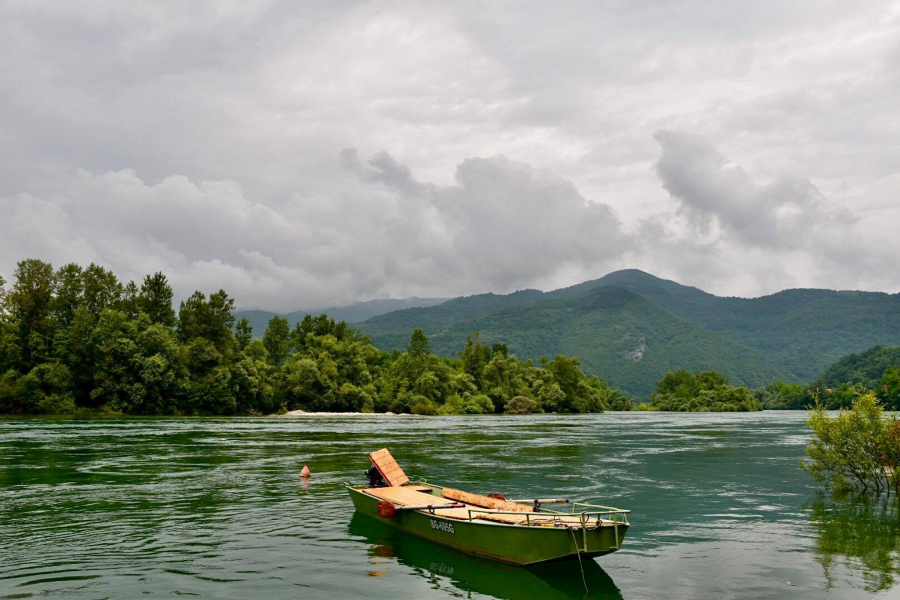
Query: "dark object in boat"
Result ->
[[366, 464, 386, 487]]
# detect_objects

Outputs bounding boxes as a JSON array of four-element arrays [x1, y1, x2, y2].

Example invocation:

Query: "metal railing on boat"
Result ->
[[459, 503, 630, 551], [460, 503, 630, 527]]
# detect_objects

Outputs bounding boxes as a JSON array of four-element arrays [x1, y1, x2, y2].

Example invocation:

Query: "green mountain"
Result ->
[[357, 269, 900, 398], [812, 345, 900, 390], [234, 297, 448, 337], [361, 286, 792, 399], [580, 270, 900, 381]]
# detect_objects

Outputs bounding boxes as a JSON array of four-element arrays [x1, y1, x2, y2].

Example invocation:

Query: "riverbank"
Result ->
[[275, 409, 416, 417]]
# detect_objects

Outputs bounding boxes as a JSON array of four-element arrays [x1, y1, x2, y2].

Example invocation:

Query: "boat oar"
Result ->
[[509, 498, 569, 510], [395, 503, 465, 512], [376, 501, 464, 518]]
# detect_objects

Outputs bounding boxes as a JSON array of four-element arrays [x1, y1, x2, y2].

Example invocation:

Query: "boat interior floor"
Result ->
[[363, 486, 614, 528]]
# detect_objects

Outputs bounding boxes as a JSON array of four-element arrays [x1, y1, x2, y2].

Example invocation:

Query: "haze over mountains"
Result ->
[[238, 270, 900, 399]]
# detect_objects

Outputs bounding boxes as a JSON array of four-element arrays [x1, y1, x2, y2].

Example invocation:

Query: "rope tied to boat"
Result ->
[[567, 525, 589, 595]]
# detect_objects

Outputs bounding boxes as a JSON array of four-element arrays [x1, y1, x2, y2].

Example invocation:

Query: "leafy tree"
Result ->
[[52, 263, 84, 327], [0, 363, 75, 414], [461, 333, 490, 387], [120, 281, 140, 319], [138, 272, 176, 327], [408, 328, 430, 357], [608, 391, 633, 411], [5, 259, 56, 369], [234, 317, 253, 352], [177, 290, 235, 353], [878, 366, 900, 411], [505, 395, 540, 414], [81, 263, 123, 322], [462, 393, 494, 414], [652, 370, 761, 411], [263, 316, 291, 366], [802, 392, 896, 494]]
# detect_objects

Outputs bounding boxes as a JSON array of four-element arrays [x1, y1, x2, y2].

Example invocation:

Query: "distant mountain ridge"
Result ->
[[353, 270, 900, 399], [234, 297, 449, 336]]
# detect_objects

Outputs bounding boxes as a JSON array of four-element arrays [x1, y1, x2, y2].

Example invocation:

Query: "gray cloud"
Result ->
[[0, 152, 630, 311], [654, 129, 853, 249], [1, 1, 899, 306]]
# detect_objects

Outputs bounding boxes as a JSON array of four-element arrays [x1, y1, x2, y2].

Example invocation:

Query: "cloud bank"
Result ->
[[1, 1, 899, 308]]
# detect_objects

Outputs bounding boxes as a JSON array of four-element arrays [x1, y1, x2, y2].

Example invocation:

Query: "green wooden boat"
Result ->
[[347, 448, 630, 566]]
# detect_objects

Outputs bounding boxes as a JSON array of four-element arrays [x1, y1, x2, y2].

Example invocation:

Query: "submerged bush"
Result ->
[[504, 395, 540, 415], [650, 370, 761, 412], [802, 392, 899, 495], [462, 393, 494, 414]]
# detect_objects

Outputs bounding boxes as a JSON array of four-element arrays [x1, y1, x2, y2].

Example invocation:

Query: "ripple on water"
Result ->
[[0, 412, 891, 600]]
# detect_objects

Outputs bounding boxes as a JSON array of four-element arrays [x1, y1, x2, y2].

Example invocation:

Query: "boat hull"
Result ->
[[348, 486, 628, 565]]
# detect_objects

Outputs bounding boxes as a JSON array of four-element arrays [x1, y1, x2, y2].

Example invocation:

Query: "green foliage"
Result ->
[[0, 363, 75, 414], [234, 317, 253, 352], [802, 392, 898, 494], [139, 272, 177, 327], [462, 393, 494, 414], [263, 316, 291, 366], [361, 285, 793, 400], [651, 370, 762, 412], [504, 395, 540, 414], [607, 391, 633, 411], [803, 345, 900, 410], [177, 290, 235, 353], [754, 380, 812, 410], [358, 269, 900, 399], [0, 259, 626, 415]]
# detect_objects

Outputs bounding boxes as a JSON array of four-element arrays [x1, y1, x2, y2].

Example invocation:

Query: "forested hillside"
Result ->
[[586, 271, 900, 381], [362, 286, 791, 398], [358, 269, 900, 397], [812, 345, 900, 390]]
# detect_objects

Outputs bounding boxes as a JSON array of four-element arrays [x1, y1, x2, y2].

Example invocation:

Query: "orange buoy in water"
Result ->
[[377, 501, 397, 519], [488, 493, 506, 501], [300, 464, 311, 478]]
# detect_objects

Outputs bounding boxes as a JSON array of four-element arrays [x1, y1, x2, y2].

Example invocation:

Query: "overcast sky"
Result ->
[[2, 1, 899, 310]]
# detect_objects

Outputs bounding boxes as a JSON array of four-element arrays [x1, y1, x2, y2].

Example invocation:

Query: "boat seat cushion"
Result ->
[[368, 448, 410, 487], [441, 487, 534, 513]]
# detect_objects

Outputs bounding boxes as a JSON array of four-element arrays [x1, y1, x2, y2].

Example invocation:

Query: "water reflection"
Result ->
[[348, 513, 624, 600], [808, 492, 900, 592]]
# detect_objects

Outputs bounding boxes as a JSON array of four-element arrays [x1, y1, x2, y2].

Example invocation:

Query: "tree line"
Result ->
[[607, 368, 762, 412], [0, 259, 627, 416]]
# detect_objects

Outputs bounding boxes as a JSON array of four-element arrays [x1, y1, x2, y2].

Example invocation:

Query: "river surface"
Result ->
[[1, 412, 898, 599]]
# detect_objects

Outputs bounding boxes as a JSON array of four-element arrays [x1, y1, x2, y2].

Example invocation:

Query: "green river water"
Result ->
[[1, 412, 898, 599]]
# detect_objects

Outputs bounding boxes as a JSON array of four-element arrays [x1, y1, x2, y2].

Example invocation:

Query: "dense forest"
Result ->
[[357, 269, 900, 397], [4, 259, 892, 416], [0, 260, 627, 416], [361, 286, 791, 399], [646, 370, 762, 412], [757, 345, 900, 410]]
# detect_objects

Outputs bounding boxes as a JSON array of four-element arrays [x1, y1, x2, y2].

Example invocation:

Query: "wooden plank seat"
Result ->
[[366, 486, 443, 506], [368, 448, 410, 487]]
